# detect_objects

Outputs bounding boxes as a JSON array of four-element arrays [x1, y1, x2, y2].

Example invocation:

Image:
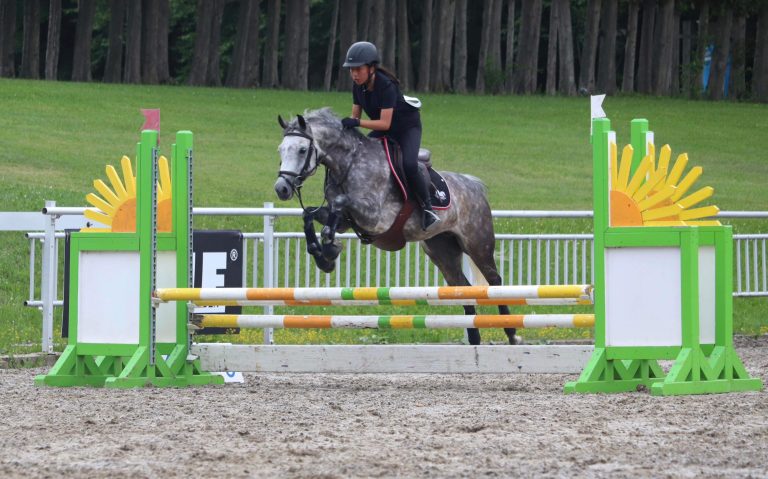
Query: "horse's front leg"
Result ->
[[320, 195, 350, 260], [303, 207, 336, 273]]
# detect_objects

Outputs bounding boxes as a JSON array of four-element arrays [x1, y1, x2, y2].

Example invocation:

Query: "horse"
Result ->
[[273, 108, 515, 346]]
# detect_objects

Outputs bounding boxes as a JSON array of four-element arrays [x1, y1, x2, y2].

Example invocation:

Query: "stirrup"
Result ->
[[422, 209, 441, 231]]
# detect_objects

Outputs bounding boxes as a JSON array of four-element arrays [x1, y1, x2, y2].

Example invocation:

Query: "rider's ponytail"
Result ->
[[375, 65, 401, 88]]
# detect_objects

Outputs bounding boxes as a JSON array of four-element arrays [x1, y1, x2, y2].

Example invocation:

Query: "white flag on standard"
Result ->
[[590, 94, 606, 134]]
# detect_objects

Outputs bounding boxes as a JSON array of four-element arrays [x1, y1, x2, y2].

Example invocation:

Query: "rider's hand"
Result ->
[[341, 117, 360, 129]]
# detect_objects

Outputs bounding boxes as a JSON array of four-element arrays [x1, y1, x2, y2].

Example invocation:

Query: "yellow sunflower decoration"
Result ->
[[609, 141, 721, 227], [83, 155, 173, 232]]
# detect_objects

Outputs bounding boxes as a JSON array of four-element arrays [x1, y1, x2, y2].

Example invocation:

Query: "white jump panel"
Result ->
[[605, 247, 682, 347], [77, 250, 180, 345], [78, 251, 140, 344], [698, 246, 716, 345], [155, 251, 178, 343], [192, 344, 594, 374]]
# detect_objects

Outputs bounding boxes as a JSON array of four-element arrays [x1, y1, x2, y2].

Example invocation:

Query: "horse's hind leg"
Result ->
[[463, 238, 517, 345], [421, 233, 481, 345]]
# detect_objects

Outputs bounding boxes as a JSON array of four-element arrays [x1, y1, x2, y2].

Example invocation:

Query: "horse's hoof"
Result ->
[[311, 253, 335, 273], [318, 262, 335, 273], [322, 243, 341, 260]]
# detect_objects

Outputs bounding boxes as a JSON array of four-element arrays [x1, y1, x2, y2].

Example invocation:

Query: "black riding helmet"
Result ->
[[343, 41, 380, 67]]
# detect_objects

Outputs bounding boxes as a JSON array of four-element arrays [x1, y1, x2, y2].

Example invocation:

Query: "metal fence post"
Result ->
[[262, 202, 275, 345], [40, 200, 58, 354]]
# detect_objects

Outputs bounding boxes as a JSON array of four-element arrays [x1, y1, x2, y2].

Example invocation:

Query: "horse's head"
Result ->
[[275, 114, 321, 201]]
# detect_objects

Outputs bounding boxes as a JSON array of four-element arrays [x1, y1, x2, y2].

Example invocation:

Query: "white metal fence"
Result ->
[[238, 232, 595, 289], [736, 234, 768, 297], [4, 202, 767, 352]]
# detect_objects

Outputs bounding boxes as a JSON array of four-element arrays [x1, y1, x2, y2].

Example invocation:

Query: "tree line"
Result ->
[[0, 0, 766, 101]]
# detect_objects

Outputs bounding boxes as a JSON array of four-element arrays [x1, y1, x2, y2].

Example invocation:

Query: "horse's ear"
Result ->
[[278, 115, 288, 130], [297, 115, 307, 130]]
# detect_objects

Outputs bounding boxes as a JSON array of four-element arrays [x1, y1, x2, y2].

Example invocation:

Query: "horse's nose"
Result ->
[[274, 177, 293, 201]]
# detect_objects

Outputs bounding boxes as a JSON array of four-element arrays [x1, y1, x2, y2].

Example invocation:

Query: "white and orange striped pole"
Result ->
[[156, 284, 593, 304], [192, 313, 595, 330]]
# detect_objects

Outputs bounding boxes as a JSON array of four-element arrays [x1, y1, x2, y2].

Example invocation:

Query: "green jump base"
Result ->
[[35, 345, 224, 388], [564, 347, 763, 396]]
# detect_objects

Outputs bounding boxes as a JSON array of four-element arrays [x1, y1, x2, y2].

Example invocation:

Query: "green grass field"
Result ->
[[1, 79, 766, 353]]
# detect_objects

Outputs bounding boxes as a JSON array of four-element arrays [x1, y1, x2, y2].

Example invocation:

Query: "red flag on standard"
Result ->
[[140, 108, 160, 132]]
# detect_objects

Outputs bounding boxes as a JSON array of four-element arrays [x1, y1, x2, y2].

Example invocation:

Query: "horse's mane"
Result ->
[[286, 108, 369, 151]]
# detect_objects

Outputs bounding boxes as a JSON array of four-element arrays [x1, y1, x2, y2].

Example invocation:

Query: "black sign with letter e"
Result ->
[[192, 230, 243, 335]]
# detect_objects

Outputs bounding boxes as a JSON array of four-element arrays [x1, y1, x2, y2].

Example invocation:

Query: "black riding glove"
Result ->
[[341, 117, 360, 129]]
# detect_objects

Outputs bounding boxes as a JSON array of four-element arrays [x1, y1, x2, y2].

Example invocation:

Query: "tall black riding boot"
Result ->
[[422, 198, 441, 231], [414, 169, 440, 231]]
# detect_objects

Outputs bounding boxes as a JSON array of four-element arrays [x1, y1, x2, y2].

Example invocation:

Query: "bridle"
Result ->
[[279, 128, 320, 185], [279, 128, 325, 212]]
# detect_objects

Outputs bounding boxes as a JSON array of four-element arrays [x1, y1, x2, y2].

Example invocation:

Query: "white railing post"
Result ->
[[28, 237, 36, 304], [40, 200, 58, 354], [736, 238, 743, 294], [262, 202, 275, 345]]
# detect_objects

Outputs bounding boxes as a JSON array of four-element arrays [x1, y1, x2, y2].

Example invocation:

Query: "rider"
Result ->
[[341, 41, 440, 231]]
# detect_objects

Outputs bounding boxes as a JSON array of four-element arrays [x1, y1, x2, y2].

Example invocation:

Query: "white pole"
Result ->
[[40, 201, 57, 354], [262, 202, 275, 345]]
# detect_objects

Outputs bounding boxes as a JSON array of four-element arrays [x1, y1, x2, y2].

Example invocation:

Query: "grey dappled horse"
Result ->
[[274, 108, 515, 345]]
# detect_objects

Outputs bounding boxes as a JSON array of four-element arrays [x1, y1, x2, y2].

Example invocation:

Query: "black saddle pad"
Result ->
[[427, 168, 451, 210], [379, 137, 451, 210]]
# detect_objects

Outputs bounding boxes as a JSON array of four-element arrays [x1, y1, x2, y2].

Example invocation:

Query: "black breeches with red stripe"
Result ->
[[372, 125, 430, 206]]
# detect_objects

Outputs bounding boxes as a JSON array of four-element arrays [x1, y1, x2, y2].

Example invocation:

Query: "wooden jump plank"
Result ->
[[191, 344, 595, 374]]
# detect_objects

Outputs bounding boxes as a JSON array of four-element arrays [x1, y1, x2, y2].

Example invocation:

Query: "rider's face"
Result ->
[[349, 66, 373, 85]]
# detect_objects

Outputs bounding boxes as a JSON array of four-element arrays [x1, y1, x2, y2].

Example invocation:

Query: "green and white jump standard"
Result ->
[[35, 131, 223, 388], [564, 118, 762, 396]]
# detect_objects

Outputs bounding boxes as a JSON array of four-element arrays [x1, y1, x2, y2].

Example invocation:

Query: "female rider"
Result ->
[[341, 41, 440, 231]]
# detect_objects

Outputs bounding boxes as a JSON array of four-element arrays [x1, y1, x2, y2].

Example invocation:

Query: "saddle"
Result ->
[[356, 137, 451, 251], [380, 137, 452, 209]]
